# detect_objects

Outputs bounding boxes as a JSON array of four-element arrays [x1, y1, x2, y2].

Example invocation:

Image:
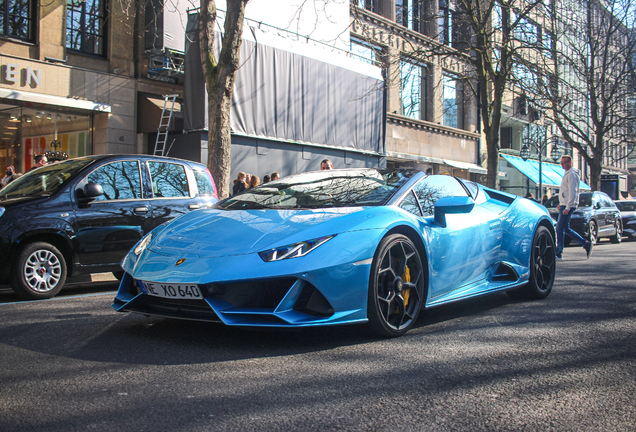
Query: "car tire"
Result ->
[[367, 234, 425, 337], [11, 242, 67, 300], [610, 221, 622, 244], [589, 221, 598, 245], [516, 226, 556, 300]]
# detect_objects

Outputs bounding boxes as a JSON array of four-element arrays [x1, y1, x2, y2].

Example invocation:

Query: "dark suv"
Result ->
[[544, 191, 622, 245], [0, 155, 218, 299]]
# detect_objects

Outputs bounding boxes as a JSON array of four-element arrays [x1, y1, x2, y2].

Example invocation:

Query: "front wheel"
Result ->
[[515, 226, 556, 300], [610, 221, 622, 244], [11, 242, 67, 300], [367, 234, 425, 337]]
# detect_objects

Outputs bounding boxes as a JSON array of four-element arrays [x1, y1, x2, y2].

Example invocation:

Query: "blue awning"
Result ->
[[501, 154, 591, 190]]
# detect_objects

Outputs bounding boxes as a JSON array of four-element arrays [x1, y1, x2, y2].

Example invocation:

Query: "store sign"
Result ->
[[3, 63, 42, 87]]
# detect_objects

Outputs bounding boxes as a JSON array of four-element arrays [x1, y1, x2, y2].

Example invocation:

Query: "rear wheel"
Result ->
[[610, 221, 623, 244], [367, 234, 425, 337], [589, 221, 598, 245], [513, 226, 555, 300], [11, 242, 67, 300]]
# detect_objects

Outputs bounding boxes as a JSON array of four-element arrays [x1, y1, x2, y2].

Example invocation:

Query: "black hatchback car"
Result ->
[[0, 155, 218, 299], [544, 191, 622, 245]]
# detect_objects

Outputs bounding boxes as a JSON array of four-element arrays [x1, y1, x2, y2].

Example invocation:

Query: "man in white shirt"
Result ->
[[555, 155, 593, 259]]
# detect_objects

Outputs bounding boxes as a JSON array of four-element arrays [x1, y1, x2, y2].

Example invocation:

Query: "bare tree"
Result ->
[[198, 0, 250, 199], [530, 0, 636, 191]]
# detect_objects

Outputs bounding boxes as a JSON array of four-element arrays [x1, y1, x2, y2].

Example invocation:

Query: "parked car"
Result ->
[[113, 169, 556, 338], [544, 191, 622, 245], [0, 155, 218, 299], [614, 200, 636, 239]]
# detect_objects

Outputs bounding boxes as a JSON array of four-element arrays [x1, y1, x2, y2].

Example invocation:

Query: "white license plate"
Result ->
[[142, 281, 203, 299]]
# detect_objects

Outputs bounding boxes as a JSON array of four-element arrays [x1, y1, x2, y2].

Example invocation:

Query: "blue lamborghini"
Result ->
[[113, 169, 556, 337]]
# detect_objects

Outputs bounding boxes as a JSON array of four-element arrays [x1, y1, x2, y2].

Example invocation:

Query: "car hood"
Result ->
[[148, 207, 375, 258]]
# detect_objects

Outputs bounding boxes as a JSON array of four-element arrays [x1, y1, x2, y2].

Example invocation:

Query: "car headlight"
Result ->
[[259, 235, 336, 262], [134, 233, 153, 256]]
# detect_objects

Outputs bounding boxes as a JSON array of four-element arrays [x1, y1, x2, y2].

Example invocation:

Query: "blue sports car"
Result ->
[[113, 169, 556, 337]]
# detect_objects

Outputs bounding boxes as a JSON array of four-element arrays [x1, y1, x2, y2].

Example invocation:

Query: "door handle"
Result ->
[[134, 207, 149, 213], [188, 204, 201, 210]]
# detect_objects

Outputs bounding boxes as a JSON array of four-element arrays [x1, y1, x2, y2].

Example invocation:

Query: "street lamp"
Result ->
[[520, 132, 561, 199]]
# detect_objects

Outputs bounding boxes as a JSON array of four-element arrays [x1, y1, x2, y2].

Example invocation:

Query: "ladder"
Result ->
[[153, 94, 178, 156]]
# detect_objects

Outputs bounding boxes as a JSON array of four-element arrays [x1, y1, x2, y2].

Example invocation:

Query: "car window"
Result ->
[[616, 202, 636, 212], [412, 175, 468, 217], [600, 194, 614, 208], [193, 170, 216, 197], [579, 194, 592, 207], [544, 195, 560, 208], [457, 178, 479, 199], [86, 161, 142, 201], [148, 161, 190, 198], [399, 190, 421, 216]]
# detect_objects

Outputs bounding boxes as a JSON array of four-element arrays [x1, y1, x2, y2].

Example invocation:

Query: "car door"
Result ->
[[146, 160, 201, 228], [401, 176, 503, 300], [73, 159, 152, 267]]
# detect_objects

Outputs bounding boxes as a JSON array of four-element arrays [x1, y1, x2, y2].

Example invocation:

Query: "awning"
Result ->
[[0, 88, 111, 112], [501, 154, 591, 190], [443, 159, 487, 174]]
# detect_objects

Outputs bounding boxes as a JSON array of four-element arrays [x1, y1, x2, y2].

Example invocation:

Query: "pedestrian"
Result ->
[[1, 165, 17, 188], [542, 194, 549, 206], [249, 175, 260, 189], [245, 173, 252, 185], [555, 155, 593, 260], [263, 175, 271, 184], [28, 155, 48, 172], [232, 172, 247, 195], [271, 171, 280, 181], [320, 159, 333, 170], [525, 192, 537, 202]]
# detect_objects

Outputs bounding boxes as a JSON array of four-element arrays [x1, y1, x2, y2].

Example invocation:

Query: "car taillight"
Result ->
[[205, 168, 218, 199]]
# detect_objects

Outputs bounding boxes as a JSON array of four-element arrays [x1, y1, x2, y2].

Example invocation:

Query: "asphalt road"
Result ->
[[1, 240, 635, 432]]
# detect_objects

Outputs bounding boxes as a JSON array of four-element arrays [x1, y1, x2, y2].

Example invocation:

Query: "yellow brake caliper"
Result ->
[[402, 265, 411, 306]]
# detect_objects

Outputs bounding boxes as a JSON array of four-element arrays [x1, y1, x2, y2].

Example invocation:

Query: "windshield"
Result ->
[[217, 169, 418, 210], [0, 158, 95, 199], [579, 193, 592, 207], [616, 201, 636, 212]]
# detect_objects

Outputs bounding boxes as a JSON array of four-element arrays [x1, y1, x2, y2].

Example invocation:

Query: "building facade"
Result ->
[[0, 0, 183, 175]]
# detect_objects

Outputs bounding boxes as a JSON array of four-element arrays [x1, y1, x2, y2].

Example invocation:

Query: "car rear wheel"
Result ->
[[589, 221, 598, 245], [513, 226, 555, 300], [367, 234, 425, 337], [11, 242, 67, 300], [610, 221, 623, 244]]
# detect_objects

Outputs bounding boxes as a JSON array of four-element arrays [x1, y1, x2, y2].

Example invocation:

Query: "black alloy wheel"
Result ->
[[367, 234, 425, 337], [524, 226, 556, 299]]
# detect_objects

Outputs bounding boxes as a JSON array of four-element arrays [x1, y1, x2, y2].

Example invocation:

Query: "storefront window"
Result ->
[[0, 107, 92, 176]]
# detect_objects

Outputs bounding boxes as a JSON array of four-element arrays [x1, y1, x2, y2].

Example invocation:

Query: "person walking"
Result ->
[[555, 155, 593, 260], [232, 172, 247, 195], [249, 175, 260, 189], [28, 155, 48, 172], [1, 165, 17, 188], [320, 159, 333, 170]]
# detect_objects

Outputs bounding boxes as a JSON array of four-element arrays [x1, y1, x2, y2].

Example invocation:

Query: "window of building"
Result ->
[[513, 15, 538, 44], [356, 0, 379, 14], [512, 62, 537, 92], [66, 0, 107, 56], [396, 0, 422, 33], [350, 38, 380, 66], [442, 74, 463, 129], [400, 59, 427, 120], [438, 0, 455, 45], [0, 0, 35, 41]]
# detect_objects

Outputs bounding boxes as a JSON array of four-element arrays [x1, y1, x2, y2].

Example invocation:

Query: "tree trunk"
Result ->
[[199, 0, 249, 199]]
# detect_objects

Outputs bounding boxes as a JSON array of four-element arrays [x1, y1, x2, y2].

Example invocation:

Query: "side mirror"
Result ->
[[76, 182, 103, 204], [434, 196, 475, 228]]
